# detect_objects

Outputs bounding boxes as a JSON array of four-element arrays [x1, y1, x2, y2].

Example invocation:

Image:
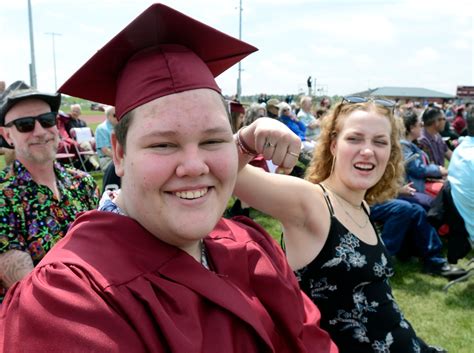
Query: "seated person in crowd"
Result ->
[[297, 96, 320, 142], [370, 184, 464, 278], [265, 98, 280, 119], [452, 106, 467, 137], [95, 106, 118, 171], [417, 106, 452, 167], [0, 5, 337, 353], [243, 102, 266, 126], [447, 106, 474, 244], [0, 81, 99, 303], [279, 102, 315, 153], [400, 110, 447, 209], [59, 104, 100, 170], [65, 104, 87, 135]]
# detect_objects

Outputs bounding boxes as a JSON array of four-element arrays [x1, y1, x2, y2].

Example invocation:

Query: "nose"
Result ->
[[175, 146, 210, 178], [359, 142, 375, 157], [31, 120, 52, 136]]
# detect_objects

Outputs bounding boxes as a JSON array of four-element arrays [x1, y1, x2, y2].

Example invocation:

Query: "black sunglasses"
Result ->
[[342, 96, 395, 109], [4, 112, 57, 133]]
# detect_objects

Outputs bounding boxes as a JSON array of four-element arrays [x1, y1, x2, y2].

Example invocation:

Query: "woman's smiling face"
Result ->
[[331, 108, 392, 192]]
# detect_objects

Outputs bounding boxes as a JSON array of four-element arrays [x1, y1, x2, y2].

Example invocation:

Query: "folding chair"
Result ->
[[69, 127, 99, 171]]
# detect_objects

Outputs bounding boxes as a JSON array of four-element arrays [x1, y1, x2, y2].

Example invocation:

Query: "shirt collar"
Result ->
[[9, 160, 70, 187]]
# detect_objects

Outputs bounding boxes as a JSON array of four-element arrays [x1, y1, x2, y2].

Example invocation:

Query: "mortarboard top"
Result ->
[[59, 3, 258, 120]]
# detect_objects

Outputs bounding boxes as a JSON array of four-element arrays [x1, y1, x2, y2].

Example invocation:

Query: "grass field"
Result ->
[[1, 120, 472, 351]]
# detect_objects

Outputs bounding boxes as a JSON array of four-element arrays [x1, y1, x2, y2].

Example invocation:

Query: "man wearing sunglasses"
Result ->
[[0, 81, 99, 303]]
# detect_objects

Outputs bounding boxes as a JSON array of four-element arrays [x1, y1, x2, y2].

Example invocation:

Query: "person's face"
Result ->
[[302, 99, 312, 112], [113, 89, 238, 251], [3, 99, 59, 164], [281, 107, 290, 116], [331, 108, 391, 193], [268, 106, 279, 116], [409, 119, 423, 140], [70, 107, 81, 119], [435, 113, 446, 132], [257, 108, 265, 118]]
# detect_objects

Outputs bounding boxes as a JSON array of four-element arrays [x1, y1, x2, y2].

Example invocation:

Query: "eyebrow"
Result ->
[[348, 131, 389, 138], [141, 126, 231, 139]]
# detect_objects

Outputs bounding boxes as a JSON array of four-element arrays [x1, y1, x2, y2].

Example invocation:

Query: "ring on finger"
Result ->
[[287, 151, 300, 158], [264, 140, 275, 149]]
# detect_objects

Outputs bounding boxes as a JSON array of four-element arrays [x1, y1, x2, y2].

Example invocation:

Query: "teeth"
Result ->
[[354, 163, 373, 170], [175, 188, 208, 200]]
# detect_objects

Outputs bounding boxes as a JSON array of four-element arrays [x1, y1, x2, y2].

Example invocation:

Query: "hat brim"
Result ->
[[0, 92, 61, 126]]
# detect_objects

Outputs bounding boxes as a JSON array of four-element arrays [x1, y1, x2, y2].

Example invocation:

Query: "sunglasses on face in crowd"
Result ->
[[342, 96, 396, 110], [4, 112, 57, 133]]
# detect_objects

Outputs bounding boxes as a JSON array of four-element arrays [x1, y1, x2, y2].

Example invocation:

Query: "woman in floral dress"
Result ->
[[235, 97, 447, 353]]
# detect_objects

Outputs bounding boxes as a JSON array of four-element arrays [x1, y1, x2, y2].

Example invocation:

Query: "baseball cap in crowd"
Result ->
[[59, 3, 257, 120], [0, 81, 61, 127]]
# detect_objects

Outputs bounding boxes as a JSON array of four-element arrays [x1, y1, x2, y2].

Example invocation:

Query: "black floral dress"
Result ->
[[295, 185, 432, 353]]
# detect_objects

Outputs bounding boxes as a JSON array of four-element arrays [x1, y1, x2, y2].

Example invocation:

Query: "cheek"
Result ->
[[378, 147, 391, 166], [209, 150, 238, 184], [125, 153, 172, 190]]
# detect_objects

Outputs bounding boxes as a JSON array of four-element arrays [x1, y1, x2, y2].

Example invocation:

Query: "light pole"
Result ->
[[45, 32, 62, 90], [236, 0, 242, 100], [27, 0, 37, 88]]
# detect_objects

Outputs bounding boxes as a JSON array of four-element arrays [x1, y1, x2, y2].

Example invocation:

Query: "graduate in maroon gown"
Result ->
[[0, 4, 337, 353]]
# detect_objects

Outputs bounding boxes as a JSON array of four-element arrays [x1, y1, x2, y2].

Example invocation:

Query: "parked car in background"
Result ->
[[90, 103, 105, 111]]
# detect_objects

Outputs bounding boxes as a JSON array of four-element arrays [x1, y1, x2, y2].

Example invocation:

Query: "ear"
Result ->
[[329, 137, 337, 156], [0, 127, 13, 147], [111, 132, 125, 177]]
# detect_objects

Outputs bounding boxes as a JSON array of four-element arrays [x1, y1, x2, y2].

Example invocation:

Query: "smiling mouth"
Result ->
[[30, 138, 54, 146], [354, 162, 375, 171], [174, 187, 209, 200]]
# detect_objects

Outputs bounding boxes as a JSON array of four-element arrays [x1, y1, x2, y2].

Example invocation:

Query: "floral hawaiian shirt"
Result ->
[[0, 160, 99, 301]]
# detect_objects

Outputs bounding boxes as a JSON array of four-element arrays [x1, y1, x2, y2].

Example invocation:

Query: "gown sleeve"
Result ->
[[0, 262, 148, 353]]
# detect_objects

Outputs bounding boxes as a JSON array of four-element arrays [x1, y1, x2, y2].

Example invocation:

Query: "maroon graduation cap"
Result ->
[[59, 3, 257, 119]]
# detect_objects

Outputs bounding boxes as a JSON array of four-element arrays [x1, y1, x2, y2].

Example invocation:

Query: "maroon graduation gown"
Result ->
[[0, 211, 337, 353]]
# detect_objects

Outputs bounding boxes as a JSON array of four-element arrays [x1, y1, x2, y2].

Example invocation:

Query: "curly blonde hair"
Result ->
[[305, 100, 404, 205]]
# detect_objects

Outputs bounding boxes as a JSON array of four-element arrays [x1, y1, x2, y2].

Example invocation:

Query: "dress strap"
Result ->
[[361, 201, 370, 216], [317, 184, 335, 216]]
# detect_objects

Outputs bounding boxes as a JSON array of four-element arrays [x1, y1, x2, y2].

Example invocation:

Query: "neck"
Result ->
[[425, 125, 438, 135], [323, 178, 365, 208], [407, 133, 417, 142], [181, 240, 203, 263]]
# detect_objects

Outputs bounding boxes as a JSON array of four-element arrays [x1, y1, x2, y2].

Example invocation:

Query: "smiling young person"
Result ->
[[0, 4, 337, 353], [235, 98, 447, 352]]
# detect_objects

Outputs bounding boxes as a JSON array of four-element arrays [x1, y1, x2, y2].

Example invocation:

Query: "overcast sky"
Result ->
[[0, 0, 473, 98]]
